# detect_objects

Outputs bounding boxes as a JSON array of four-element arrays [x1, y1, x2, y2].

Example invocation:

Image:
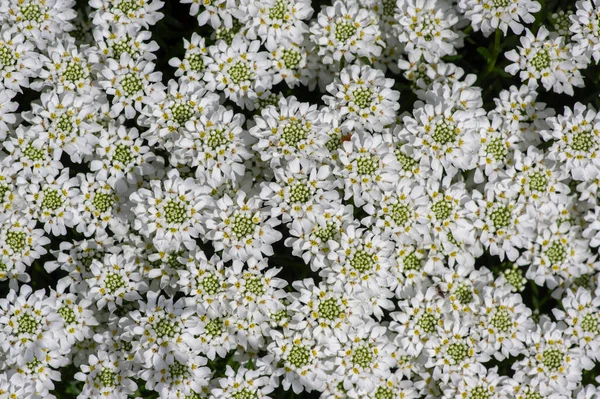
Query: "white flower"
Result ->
[[242, 0, 313, 50], [210, 365, 276, 398], [0, 27, 40, 92], [333, 321, 398, 393], [125, 291, 198, 368], [130, 169, 208, 251], [168, 32, 212, 82], [0, 285, 62, 364], [268, 328, 336, 393], [512, 320, 585, 395], [99, 53, 164, 119], [324, 65, 399, 132], [553, 288, 600, 363], [490, 84, 554, 150], [21, 91, 100, 163], [477, 286, 534, 360], [309, 0, 384, 64], [269, 41, 312, 88], [0, 212, 50, 277], [250, 96, 327, 167], [0, 0, 76, 49], [570, 0, 600, 63], [174, 106, 253, 186], [505, 27, 586, 96], [517, 221, 594, 290], [138, 351, 211, 399], [74, 351, 138, 399], [203, 192, 282, 262], [423, 321, 489, 385], [89, 0, 164, 33], [93, 24, 159, 64], [336, 132, 400, 207], [457, 0, 540, 36], [21, 170, 82, 236], [541, 102, 600, 181], [400, 86, 483, 179], [395, 0, 462, 62], [260, 158, 340, 223], [181, 0, 238, 29], [86, 253, 145, 312], [204, 37, 272, 110], [139, 78, 220, 147], [467, 187, 534, 261], [32, 37, 99, 96], [288, 279, 366, 343]]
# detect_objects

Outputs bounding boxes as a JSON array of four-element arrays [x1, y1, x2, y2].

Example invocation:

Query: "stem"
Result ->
[[481, 29, 503, 78]]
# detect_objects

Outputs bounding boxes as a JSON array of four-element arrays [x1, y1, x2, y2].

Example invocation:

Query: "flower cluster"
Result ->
[[2, 0, 600, 398]]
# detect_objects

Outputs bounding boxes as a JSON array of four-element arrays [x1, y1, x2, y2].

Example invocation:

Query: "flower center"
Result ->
[[0, 47, 16, 68], [390, 202, 411, 226], [531, 50, 551, 71], [232, 213, 255, 238], [352, 346, 374, 368], [287, 344, 311, 368], [201, 273, 221, 295], [350, 249, 374, 273], [581, 313, 600, 334], [97, 368, 117, 387], [105, 272, 125, 293], [205, 318, 223, 336], [318, 298, 342, 320], [116, 0, 141, 13], [545, 241, 567, 264], [491, 308, 512, 332], [282, 119, 308, 147], [432, 199, 452, 220], [402, 252, 422, 271], [187, 53, 205, 72], [490, 206, 511, 229], [352, 87, 373, 109], [6, 230, 26, 253], [172, 102, 194, 124], [232, 389, 259, 399], [17, 313, 40, 335], [228, 61, 253, 85], [41, 188, 63, 211], [281, 49, 301, 69], [528, 171, 548, 192], [164, 200, 188, 224], [375, 387, 394, 399], [486, 137, 507, 160], [206, 128, 230, 148], [21, 4, 43, 22], [169, 360, 189, 378], [335, 22, 357, 43], [154, 317, 179, 339], [289, 183, 311, 203], [456, 283, 473, 304], [63, 61, 86, 83], [432, 120, 457, 145], [268, 0, 287, 20], [417, 313, 437, 334], [492, 0, 510, 7], [121, 72, 143, 96], [571, 130, 596, 153], [23, 145, 46, 161], [542, 347, 564, 371], [448, 342, 468, 363], [93, 192, 115, 213], [58, 306, 77, 324], [245, 277, 265, 296], [469, 386, 490, 399], [356, 155, 378, 175]]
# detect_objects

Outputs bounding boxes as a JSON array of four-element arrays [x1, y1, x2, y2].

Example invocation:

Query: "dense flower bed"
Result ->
[[1, 0, 600, 398]]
